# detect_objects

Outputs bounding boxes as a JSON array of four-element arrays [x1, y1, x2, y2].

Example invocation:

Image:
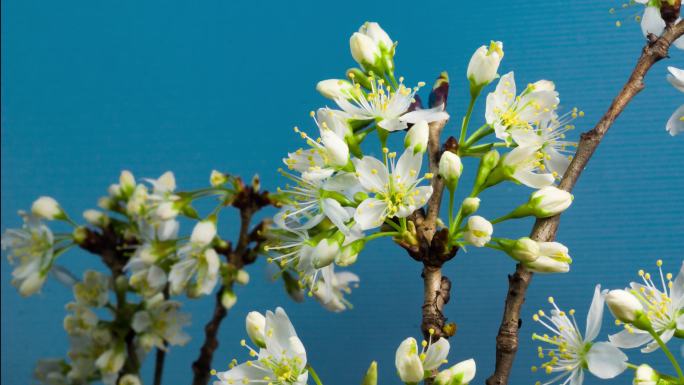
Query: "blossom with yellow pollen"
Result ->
[[214, 307, 308, 385], [395, 329, 450, 383], [485, 72, 559, 142], [333, 75, 448, 133], [353, 148, 433, 230], [609, 260, 684, 353], [532, 285, 627, 385]]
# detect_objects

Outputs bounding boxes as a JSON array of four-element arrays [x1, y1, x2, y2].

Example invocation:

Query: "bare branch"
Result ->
[[486, 20, 684, 385]]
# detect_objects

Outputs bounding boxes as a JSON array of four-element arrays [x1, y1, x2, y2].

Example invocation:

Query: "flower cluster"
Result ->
[[532, 260, 684, 385], [2, 170, 275, 384], [266, 21, 582, 316]]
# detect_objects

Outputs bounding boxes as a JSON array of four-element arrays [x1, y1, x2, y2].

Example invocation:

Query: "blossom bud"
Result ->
[[235, 270, 250, 285], [467, 41, 504, 90], [461, 197, 480, 216], [83, 209, 109, 227], [439, 152, 463, 190], [245, 311, 267, 348], [221, 288, 237, 309], [210, 170, 228, 187], [19, 273, 47, 296], [155, 201, 179, 221], [474, 150, 501, 193], [321, 129, 349, 167], [523, 242, 571, 274], [395, 338, 424, 383], [119, 170, 136, 196], [191, 220, 216, 246], [362, 361, 378, 385], [336, 239, 365, 267], [359, 22, 393, 51], [405, 121, 429, 154], [528, 186, 573, 218], [312, 238, 341, 269], [633, 364, 659, 385], [72, 227, 88, 244], [350, 32, 380, 67], [606, 290, 647, 327], [119, 374, 142, 385], [435, 359, 476, 385], [502, 237, 540, 263], [316, 79, 355, 100], [31, 196, 64, 220], [98, 196, 115, 210], [463, 216, 493, 247], [108, 184, 122, 197]]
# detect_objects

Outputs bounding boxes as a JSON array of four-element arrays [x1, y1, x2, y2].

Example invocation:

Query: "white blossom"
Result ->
[[485, 72, 559, 142], [1, 213, 55, 296], [395, 332, 450, 383], [435, 359, 476, 385], [463, 216, 493, 247], [634, 2, 684, 50], [132, 293, 191, 352], [312, 265, 359, 312], [666, 66, 684, 136], [73, 270, 110, 307], [501, 145, 555, 189], [31, 196, 64, 220], [353, 149, 433, 230], [609, 261, 684, 353], [532, 285, 628, 385], [467, 41, 504, 88], [214, 308, 308, 385]]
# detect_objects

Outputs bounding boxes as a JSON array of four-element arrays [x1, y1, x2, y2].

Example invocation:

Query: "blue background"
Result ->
[[2, 1, 683, 384]]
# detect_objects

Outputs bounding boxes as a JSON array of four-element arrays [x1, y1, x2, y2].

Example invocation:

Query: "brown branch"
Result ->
[[191, 181, 273, 385], [486, 20, 684, 385], [153, 346, 166, 385]]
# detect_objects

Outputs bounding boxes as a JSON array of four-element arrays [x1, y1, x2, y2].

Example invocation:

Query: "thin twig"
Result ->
[[485, 21, 684, 385], [153, 347, 166, 385]]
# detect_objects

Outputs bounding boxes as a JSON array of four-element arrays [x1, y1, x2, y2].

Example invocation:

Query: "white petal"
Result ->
[[401, 105, 450, 124], [378, 118, 407, 132], [321, 198, 351, 234], [423, 338, 450, 370], [586, 342, 627, 379], [667, 66, 684, 92], [666, 105, 684, 136], [641, 7, 665, 37], [585, 285, 605, 341], [353, 156, 388, 192], [354, 199, 388, 230], [513, 169, 555, 189], [608, 329, 652, 349], [569, 369, 584, 385], [395, 149, 422, 187], [216, 362, 271, 384]]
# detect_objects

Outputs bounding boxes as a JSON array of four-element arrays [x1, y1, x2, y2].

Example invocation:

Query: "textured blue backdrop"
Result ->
[[2, 1, 683, 384]]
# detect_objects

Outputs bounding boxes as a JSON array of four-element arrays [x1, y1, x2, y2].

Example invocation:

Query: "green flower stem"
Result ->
[[464, 124, 494, 147], [625, 362, 639, 371], [648, 328, 684, 381], [384, 219, 403, 233], [448, 188, 456, 230], [307, 365, 324, 385], [365, 231, 401, 242], [458, 93, 479, 146], [484, 242, 505, 251], [490, 212, 517, 225]]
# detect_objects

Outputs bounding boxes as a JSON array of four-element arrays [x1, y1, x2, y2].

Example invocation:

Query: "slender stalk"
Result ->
[[307, 365, 324, 385], [458, 95, 477, 146], [464, 124, 493, 147], [486, 21, 684, 385], [649, 329, 684, 380]]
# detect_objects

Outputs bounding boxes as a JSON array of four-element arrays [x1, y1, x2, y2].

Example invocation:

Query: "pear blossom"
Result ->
[[510, 109, 581, 178], [316, 79, 357, 100], [132, 293, 191, 352], [275, 171, 356, 234], [94, 344, 126, 375], [500, 145, 555, 188], [527, 186, 573, 218], [169, 247, 220, 297], [405, 120, 430, 154], [73, 270, 110, 308], [485, 72, 559, 141], [214, 307, 308, 385], [125, 219, 178, 296], [666, 67, 684, 136], [463, 216, 493, 247], [395, 332, 450, 383], [532, 285, 628, 385], [63, 303, 99, 336], [144, 171, 181, 221], [334, 76, 448, 132], [245, 311, 266, 348], [283, 109, 351, 181], [634, 1, 684, 50], [353, 149, 433, 230], [609, 261, 684, 353], [1, 213, 55, 296], [312, 264, 359, 312]]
